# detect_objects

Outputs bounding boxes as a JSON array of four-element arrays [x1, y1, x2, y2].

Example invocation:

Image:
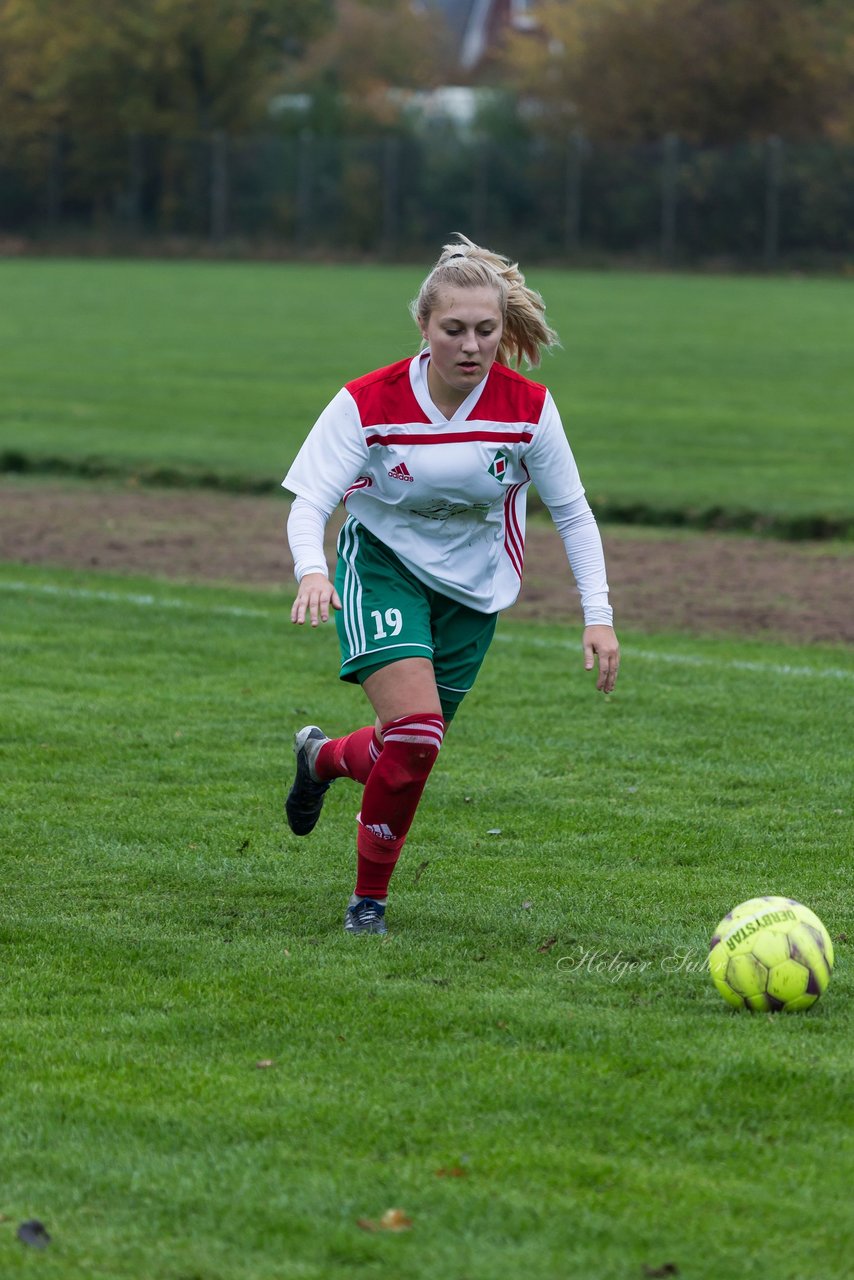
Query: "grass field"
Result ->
[[2, 563, 853, 1279], [2, 257, 852, 1276], [1, 260, 853, 528]]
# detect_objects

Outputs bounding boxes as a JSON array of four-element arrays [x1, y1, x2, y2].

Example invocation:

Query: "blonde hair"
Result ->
[[410, 233, 559, 369]]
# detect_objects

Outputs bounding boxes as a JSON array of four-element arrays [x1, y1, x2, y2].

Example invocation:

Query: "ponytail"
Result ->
[[409, 233, 559, 369]]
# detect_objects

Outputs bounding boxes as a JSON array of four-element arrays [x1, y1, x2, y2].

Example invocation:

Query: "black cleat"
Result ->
[[285, 725, 332, 836]]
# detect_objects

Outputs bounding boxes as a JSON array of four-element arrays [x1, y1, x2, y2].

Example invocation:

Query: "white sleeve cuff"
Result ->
[[545, 494, 614, 627], [287, 496, 330, 583]]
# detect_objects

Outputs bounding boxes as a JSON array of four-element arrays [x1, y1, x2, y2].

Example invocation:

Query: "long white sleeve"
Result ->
[[545, 494, 614, 627], [287, 496, 331, 583]]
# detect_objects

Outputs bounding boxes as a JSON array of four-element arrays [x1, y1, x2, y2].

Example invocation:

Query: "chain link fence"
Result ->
[[1, 129, 852, 265]]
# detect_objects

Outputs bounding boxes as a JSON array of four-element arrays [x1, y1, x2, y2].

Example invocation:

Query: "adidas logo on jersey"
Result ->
[[388, 462, 414, 482]]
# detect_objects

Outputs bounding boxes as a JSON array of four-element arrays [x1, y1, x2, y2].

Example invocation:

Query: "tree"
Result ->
[[500, 0, 853, 143], [285, 0, 449, 130], [0, 0, 334, 140]]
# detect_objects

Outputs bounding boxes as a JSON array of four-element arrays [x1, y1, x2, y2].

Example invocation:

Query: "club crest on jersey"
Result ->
[[488, 450, 510, 483], [388, 461, 414, 483]]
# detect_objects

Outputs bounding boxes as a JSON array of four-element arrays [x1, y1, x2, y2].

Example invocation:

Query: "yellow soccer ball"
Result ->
[[708, 896, 834, 1012]]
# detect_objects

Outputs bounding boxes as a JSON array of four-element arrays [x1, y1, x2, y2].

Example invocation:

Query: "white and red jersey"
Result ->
[[283, 350, 588, 614]]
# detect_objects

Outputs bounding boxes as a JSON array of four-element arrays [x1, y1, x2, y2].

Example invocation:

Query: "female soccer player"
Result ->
[[283, 235, 619, 934]]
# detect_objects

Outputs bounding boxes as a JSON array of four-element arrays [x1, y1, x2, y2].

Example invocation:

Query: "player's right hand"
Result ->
[[291, 573, 342, 627]]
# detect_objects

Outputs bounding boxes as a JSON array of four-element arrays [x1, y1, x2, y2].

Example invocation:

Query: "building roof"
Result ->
[[421, 0, 499, 70]]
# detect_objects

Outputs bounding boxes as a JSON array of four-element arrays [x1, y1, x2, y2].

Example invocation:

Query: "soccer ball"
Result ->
[[708, 896, 834, 1012]]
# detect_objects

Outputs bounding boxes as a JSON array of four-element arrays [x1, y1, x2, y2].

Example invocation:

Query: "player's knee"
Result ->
[[380, 713, 445, 786]]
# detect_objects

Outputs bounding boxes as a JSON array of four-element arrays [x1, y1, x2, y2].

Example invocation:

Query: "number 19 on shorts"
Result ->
[[370, 608, 403, 640]]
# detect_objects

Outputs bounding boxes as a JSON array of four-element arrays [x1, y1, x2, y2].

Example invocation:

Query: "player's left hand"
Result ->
[[583, 625, 620, 693]]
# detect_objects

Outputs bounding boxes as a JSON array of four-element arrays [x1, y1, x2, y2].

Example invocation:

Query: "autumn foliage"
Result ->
[[0, 0, 332, 139], [500, 0, 853, 143], [0, 0, 850, 144]]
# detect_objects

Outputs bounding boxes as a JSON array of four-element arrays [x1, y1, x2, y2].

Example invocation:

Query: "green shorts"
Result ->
[[334, 516, 497, 721]]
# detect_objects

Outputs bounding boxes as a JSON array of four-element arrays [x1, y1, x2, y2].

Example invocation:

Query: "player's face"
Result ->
[[421, 285, 504, 411]]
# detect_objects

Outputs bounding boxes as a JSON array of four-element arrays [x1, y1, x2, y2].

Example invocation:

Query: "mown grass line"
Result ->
[[2, 450, 850, 541], [1, 564, 852, 1279], [1, 260, 852, 531]]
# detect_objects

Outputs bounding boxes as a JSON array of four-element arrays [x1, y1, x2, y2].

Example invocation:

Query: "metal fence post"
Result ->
[[660, 132, 679, 263], [564, 128, 585, 254], [46, 129, 63, 228], [127, 131, 143, 230], [210, 130, 228, 242], [472, 138, 489, 242], [764, 135, 783, 267], [296, 128, 313, 246], [382, 134, 400, 254]]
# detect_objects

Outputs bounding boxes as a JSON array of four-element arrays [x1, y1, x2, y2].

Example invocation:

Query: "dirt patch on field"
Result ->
[[1, 482, 852, 645]]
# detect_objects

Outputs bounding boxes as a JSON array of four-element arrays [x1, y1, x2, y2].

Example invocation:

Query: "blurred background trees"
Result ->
[[0, 0, 851, 260], [2, 0, 849, 143], [285, 0, 449, 131], [500, 0, 853, 144], [0, 0, 333, 139]]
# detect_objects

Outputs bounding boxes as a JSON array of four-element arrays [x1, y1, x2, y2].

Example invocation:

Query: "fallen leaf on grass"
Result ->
[[255, 1059, 275, 1069], [17, 1220, 51, 1249], [537, 936, 558, 952], [379, 1208, 412, 1231], [358, 1208, 413, 1232], [435, 1166, 467, 1178]]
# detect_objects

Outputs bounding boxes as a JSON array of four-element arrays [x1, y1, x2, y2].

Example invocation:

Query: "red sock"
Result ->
[[315, 725, 382, 785], [355, 713, 445, 899]]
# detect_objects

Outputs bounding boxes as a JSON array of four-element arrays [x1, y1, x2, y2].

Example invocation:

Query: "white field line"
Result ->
[[0, 579, 273, 620], [496, 630, 854, 683], [2, 579, 852, 682]]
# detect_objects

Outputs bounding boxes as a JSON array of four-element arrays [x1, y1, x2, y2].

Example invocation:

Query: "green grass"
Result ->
[[1, 563, 852, 1279], [1, 260, 852, 528]]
